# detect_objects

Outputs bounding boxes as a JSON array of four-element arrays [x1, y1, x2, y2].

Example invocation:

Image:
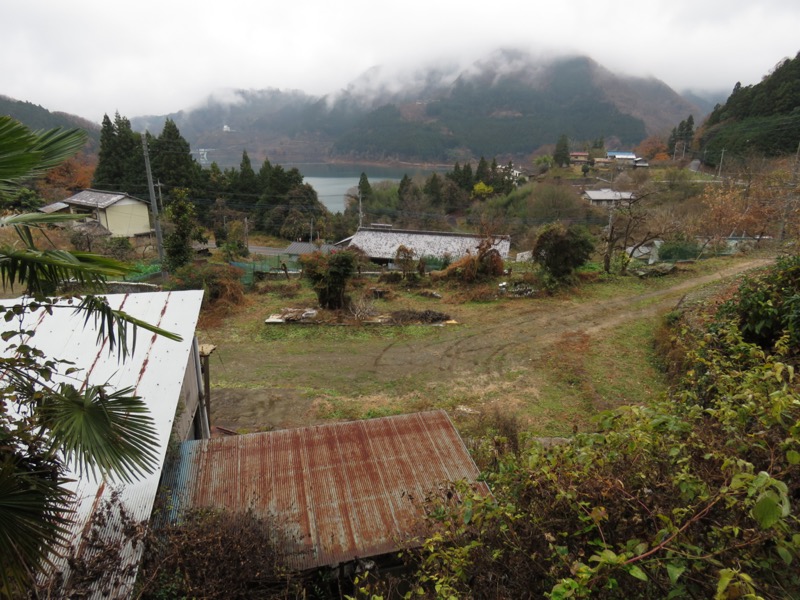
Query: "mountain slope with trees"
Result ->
[[0, 95, 100, 152], [129, 51, 700, 167], [700, 52, 800, 165]]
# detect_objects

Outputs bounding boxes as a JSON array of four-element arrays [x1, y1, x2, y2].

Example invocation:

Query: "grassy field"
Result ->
[[198, 254, 771, 437]]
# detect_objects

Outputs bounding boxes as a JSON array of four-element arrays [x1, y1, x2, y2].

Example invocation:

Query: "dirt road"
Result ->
[[205, 258, 772, 434]]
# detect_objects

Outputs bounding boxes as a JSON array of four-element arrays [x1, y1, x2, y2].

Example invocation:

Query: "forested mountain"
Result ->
[[0, 95, 101, 152], [130, 51, 700, 167], [700, 52, 800, 165]]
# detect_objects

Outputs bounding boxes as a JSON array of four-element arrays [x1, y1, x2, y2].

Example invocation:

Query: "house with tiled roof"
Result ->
[[337, 227, 510, 265]]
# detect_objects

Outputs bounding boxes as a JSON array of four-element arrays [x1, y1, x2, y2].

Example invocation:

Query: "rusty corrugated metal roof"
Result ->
[[1, 290, 204, 599], [159, 410, 489, 570]]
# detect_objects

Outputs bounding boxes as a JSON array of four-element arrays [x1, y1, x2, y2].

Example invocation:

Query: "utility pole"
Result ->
[[358, 192, 363, 229], [717, 148, 726, 179], [155, 180, 164, 212], [142, 134, 165, 266]]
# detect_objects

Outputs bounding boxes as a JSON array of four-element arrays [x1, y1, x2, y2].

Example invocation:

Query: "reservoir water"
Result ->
[[293, 163, 442, 214]]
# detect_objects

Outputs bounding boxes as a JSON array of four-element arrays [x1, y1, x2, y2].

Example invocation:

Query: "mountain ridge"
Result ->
[[3, 50, 705, 167]]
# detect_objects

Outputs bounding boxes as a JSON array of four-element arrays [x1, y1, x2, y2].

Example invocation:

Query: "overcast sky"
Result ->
[[3, 0, 798, 124]]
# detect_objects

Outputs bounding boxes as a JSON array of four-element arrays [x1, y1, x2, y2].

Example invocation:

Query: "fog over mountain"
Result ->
[[128, 50, 702, 167]]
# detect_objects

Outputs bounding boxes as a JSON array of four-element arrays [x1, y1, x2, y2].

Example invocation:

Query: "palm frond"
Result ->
[[0, 245, 130, 295], [75, 296, 182, 360], [0, 116, 86, 196], [39, 384, 159, 483]]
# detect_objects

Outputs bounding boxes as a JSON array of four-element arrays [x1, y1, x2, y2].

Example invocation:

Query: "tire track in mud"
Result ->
[[370, 259, 772, 377]]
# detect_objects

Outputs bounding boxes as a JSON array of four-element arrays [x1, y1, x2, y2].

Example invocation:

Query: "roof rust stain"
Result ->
[[135, 291, 172, 392], [159, 411, 490, 570]]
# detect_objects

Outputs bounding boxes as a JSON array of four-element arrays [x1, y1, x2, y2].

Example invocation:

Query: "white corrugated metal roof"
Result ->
[[347, 228, 511, 261], [39, 201, 69, 214], [0, 290, 204, 599], [584, 188, 635, 202]]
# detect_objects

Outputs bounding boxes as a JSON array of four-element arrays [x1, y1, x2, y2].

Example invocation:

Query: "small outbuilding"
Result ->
[[157, 410, 490, 572]]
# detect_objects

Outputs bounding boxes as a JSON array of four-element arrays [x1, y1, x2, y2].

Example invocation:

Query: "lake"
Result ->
[[292, 163, 443, 214]]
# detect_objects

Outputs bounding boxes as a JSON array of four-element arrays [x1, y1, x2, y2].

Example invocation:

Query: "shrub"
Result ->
[[165, 262, 245, 307], [719, 254, 800, 350], [390, 255, 800, 599], [136, 509, 306, 599], [299, 250, 357, 310], [659, 238, 701, 261], [532, 222, 595, 280]]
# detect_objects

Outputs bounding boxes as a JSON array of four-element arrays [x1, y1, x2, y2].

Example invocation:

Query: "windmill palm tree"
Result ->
[[0, 115, 179, 596]]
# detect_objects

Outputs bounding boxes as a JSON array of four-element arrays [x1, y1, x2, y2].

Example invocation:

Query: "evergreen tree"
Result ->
[[257, 158, 273, 197], [475, 156, 490, 185], [91, 114, 120, 189], [358, 172, 373, 200], [398, 174, 412, 202], [90, 112, 146, 195], [424, 173, 443, 207], [554, 134, 570, 167], [489, 158, 500, 187], [150, 119, 199, 200], [163, 189, 202, 272], [460, 163, 474, 191], [235, 150, 259, 201]]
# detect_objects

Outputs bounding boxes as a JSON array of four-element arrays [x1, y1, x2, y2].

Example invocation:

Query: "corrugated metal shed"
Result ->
[[62, 188, 147, 209], [159, 410, 490, 570], [39, 200, 69, 214], [342, 227, 511, 262], [0, 290, 204, 599]]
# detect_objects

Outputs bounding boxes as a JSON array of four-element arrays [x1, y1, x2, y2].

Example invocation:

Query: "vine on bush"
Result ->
[[386, 258, 800, 599]]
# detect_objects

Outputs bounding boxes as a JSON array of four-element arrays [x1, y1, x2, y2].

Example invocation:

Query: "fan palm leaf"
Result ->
[[38, 384, 159, 483]]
